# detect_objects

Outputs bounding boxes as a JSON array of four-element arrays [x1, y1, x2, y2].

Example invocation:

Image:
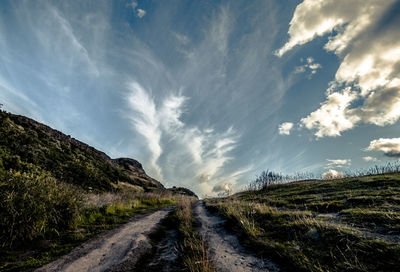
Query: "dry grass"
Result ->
[[206, 173, 400, 271], [175, 197, 215, 272]]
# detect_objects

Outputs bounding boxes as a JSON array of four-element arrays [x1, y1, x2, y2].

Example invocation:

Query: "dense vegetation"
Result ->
[[0, 110, 178, 271], [206, 173, 400, 271]]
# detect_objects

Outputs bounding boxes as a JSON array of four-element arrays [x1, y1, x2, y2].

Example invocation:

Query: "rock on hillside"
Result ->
[[167, 186, 198, 198], [111, 158, 164, 189]]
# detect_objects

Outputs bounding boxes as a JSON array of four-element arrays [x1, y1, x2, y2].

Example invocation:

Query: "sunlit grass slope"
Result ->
[[206, 173, 400, 272]]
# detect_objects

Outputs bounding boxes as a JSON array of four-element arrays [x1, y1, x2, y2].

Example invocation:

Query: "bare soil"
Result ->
[[193, 201, 280, 272]]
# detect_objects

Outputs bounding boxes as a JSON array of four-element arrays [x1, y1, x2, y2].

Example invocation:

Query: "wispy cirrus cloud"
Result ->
[[278, 0, 400, 138], [127, 82, 163, 179], [126, 81, 244, 196], [0, 0, 303, 197]]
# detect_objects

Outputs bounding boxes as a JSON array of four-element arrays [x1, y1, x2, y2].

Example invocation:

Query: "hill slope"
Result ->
[[0, 110, 163, 191], [0, 110, 185, 271], [206, 173, 400, 271]]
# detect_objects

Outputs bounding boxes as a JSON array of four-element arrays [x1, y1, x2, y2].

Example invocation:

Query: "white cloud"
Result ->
[[126, 81, 242, 195], [294, 57, 322, 78], [322, 169, 345, 180], [278, 0, 400, 137], [127, 82, 163, 179], [279, 122, 294, 135], [127, 1, 146, 18], [137, 9, 146, 18], [363, 156, 378, 162], [366, 138, 400, 158], [326, 158, 351, 168], [301, 88, 359, 137]]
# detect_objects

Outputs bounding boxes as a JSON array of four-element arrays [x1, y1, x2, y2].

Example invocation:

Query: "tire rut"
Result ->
[[193, 201, 280, 272]]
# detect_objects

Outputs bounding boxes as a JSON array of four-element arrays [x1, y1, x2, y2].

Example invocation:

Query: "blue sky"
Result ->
[[1, 0, 400, 196]]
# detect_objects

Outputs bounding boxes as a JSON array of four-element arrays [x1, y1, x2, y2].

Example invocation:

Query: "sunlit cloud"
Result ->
[[363, 156, 378, 162], [322, 169, 344, 180], [278, 122, 293, 135], [366, 138, 400, 158], [279, 0, 400, 137]]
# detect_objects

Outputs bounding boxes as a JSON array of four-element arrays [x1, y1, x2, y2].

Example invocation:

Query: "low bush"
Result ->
[[0, 169, 82, 248]]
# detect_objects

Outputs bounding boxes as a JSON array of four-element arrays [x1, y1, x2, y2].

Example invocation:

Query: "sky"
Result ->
[[1, 0, 400, 197]]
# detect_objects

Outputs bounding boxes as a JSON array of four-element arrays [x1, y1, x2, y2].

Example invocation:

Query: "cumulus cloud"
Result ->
[[294, 57, 322, 78], [366, 138, 400, 158], [301, 88, 359, 137], [278, 0, 400, 137], [363, 156, 378, 162], [279, 122, 294, 135], [322, 169, 345, 180], [326, 159, 351, 168]]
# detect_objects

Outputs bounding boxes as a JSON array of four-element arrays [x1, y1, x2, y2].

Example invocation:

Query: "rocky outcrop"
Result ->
[[112, 158, 164, 189], [167, 186, 198, 198]]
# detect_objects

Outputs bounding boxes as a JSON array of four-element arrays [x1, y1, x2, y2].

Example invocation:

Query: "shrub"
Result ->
[[0, 170, 82, 247]]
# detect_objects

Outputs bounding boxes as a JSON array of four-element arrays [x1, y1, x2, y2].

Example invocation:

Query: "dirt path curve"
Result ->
[[193, 201, 280, 272], [36, 206, 174, 272]]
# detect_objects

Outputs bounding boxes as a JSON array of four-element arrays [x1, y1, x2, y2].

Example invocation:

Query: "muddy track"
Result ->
[[36, 206, 174, 272], [194, 201, 280, 272]]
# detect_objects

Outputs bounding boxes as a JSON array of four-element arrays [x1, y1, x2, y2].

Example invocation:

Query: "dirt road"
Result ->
[[36, 206, 173, 272], [193, 201, 280, 272]]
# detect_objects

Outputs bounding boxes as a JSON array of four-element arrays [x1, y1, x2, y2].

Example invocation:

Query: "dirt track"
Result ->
[[35, 206, 173, 272], [193, 201, 280, 272]]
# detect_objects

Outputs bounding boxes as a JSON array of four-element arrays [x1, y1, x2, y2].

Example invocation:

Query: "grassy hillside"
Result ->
[[206, 173, 400, 271], [0, 110, 183, 271], [0, 110, 163, 192]]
